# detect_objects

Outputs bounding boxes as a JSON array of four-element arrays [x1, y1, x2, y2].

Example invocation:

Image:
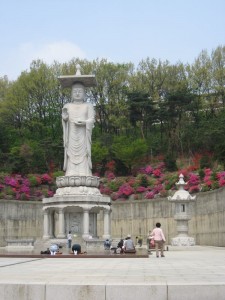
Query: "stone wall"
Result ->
[[1, 186, 225, 246], [189, 187, 225, 246], [102, 198, 177, 243], [0, 200, 43, 247]]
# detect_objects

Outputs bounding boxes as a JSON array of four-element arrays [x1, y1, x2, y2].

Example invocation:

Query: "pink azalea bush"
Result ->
[[186, 173, 200, 193], [217, 171, 225, 187], [0, 173, 56, 201], [1, 158, 225, 202], [118, 183, 134, 198], [100, 160, 225, 201]]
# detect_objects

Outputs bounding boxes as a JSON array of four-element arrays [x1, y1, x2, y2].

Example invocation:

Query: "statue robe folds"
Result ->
[[62, 102, 95, 176]]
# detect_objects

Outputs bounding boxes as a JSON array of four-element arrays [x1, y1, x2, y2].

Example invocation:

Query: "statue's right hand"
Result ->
[[62, 108, 68, 120]]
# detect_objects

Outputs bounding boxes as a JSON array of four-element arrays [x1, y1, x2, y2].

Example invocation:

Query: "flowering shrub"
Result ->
[[145, 165, 153, 175], [187, 173, 200, 193], [216, 171, 225, 187], [219, 178, 225, 187], [0, 173, 55, 201], [117, 183, 134, 198], [47, 190, 54, 197], [111, 192, 119, 201], [136, 186, 147, 193], [145, 191, 155, 199], [105, 160, 116, 172], [153, 183, 163, 193], [205, 168, 212, 176], [189, 185, 200, 193], [28, 175, 42, 187], [41, 173, 52, 184], [1, 159, 225, 202], [5, 176, 18, 187], [188, 173, 200, 186], [106, 172, 115, 180], [136, 174, 149, 187], [127, 178, 137, 187], [152, 169, 161, 177], [99, 185, 112, 195], [99, 161, 225, 201], [106, 177, 125, 192], [159, 189, 168, 197]]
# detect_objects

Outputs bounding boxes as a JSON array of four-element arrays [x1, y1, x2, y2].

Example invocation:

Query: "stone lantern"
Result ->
[[168, 174, 196, 246]]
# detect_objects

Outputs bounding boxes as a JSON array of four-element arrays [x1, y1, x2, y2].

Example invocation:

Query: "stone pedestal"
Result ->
[[171, 236, 195, 246], [42, 175, 111, 244]]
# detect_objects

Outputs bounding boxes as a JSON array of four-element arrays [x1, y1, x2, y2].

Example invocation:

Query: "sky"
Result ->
[[0, 0, 225, 81]]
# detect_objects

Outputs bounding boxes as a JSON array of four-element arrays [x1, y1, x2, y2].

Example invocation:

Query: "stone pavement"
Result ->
[[0, 246, 225, 300]]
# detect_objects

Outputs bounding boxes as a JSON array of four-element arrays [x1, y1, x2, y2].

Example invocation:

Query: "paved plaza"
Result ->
[[0, 246, 225, 300]]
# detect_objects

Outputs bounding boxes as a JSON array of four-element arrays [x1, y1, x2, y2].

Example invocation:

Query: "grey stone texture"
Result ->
[[1, 186, 225, 246], [0, 247, 225, 300]]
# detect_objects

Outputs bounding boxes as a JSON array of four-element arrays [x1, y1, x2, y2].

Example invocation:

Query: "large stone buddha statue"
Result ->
[[62, 82, 95, 176]]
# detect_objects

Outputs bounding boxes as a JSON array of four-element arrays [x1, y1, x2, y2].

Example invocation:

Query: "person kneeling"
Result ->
[[72, 243, 81, 255]]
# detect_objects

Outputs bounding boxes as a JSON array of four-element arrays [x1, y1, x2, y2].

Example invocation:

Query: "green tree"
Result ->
[[211, 46, 225, 107], [91, 141, 109, 174], [90, 59, 133, 134], [0, 60, 64, 172], [126, 90, 156, 139], [111, 137, 148, 174]]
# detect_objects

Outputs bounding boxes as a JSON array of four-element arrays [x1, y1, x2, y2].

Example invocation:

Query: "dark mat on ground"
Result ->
[[0, 253, 149, 258]]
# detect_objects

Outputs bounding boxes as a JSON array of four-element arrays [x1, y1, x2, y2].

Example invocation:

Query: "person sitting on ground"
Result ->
[[117, 239, 124, 254], [124, 234, 136, 253], [104, 239, 111, 250]]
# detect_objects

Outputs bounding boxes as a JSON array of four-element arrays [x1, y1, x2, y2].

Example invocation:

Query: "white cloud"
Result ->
[[27, 41, 86, 64], [0, 41, 86, 80]]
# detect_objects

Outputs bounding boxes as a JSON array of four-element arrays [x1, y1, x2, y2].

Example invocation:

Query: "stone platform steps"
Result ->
[[1, 247, 224, 300]]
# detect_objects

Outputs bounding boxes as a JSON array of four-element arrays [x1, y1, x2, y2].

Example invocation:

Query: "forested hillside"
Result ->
[[0, 45, 225, 177]]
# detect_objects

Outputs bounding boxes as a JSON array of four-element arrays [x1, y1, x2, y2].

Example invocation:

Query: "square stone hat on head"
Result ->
[[58, 64, 97, 88]]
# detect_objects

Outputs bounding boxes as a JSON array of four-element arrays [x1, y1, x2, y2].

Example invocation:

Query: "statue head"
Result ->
[[71, 82, 85, 102]]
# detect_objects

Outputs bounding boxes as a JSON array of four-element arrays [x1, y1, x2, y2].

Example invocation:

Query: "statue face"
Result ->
[[71, 83, 85, 101]]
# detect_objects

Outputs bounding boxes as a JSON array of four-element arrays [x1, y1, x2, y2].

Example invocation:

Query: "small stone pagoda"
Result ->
[[168, 174, 196, 246], [42, 66, 111, 248]]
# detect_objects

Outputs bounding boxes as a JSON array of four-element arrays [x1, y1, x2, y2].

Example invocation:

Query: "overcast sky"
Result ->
[[0, 0, 225, 81]]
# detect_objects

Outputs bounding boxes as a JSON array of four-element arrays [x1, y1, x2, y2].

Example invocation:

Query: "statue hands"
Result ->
[[62, 108, 69, 120], [75, 120, 86, 126]]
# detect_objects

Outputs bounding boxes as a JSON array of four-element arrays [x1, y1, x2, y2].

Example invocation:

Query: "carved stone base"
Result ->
[[43, 193, 110, 206], [171, 236, 195, 246], [56, 175, 100, 188], [55, 175, 102, 196], [55, 186, 101, 196]]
